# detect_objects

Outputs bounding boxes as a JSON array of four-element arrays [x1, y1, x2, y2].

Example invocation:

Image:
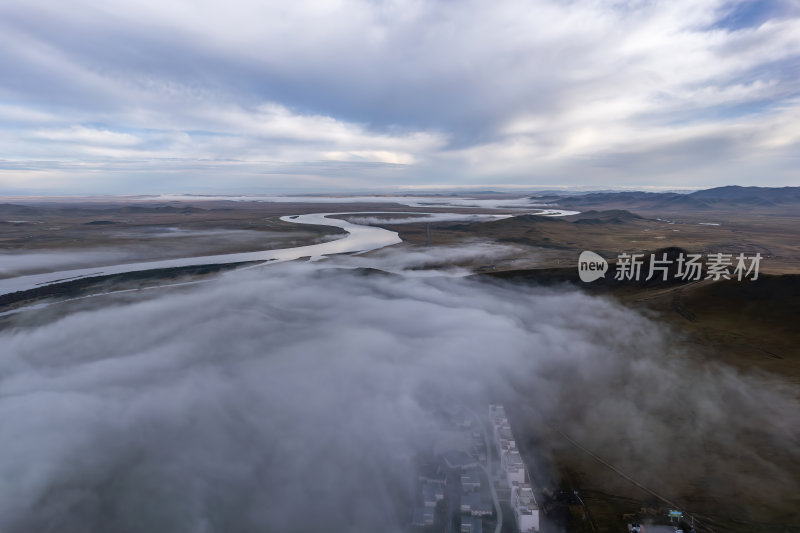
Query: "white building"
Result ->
[[512, 483, 540, 533], [488, 404, 540, 532], [501, 450, 526, 485]]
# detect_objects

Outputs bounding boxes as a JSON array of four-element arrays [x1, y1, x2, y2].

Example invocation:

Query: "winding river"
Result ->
[[0, 209, 575, 298]]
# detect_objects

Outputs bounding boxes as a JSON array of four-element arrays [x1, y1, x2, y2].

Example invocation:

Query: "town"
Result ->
[[411, 403, 539, 533]]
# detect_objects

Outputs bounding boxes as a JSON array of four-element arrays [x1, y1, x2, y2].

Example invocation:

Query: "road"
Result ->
[[467, 407, 503, 533]]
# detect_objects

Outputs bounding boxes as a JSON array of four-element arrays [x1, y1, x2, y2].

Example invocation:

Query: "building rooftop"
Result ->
[[461, 517, 483, 533], [461, 492, 493, 516], [412, 505, 435, 526], [442, 449, 478, 470], [461, 468, 482, 490], [423, 482, 445, 504]]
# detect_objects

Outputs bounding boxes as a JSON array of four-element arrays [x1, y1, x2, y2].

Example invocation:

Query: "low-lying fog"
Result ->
[[0, 253, 797, 532], [0, 228, 338, 278]]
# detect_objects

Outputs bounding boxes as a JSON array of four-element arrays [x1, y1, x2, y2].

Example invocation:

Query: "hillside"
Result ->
[[536, 186, 800, 211]]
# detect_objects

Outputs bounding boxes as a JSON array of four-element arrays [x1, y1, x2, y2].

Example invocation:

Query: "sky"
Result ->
[[0, 0, 798, 194]]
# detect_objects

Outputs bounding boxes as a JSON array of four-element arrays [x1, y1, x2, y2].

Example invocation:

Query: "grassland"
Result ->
[[0, 200, 348, 267], [362, 207, 800, 274]]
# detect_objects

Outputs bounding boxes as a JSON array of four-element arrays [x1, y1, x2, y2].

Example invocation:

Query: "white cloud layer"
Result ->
[[0, 0, 798, 192], [0, 262, 797, 531]]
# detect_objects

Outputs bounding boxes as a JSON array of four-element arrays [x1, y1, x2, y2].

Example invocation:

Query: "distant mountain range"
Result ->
[[533, 186, 800, 210], [0, 203, 206, 216]]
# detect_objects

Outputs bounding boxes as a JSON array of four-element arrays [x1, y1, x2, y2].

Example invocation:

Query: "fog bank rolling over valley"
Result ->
[[0, 258, 797, 532]]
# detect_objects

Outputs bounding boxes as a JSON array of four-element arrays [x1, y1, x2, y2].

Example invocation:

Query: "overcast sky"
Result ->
[[1, 0, 798, 194]]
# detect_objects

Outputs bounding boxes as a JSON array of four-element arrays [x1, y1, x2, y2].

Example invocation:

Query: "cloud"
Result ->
[[0, 228, 335, 278], [32, 126, 142, 147], [0, 0, 799, 191], [329, 240, 525, 275], [0, 260, 797, 531]]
